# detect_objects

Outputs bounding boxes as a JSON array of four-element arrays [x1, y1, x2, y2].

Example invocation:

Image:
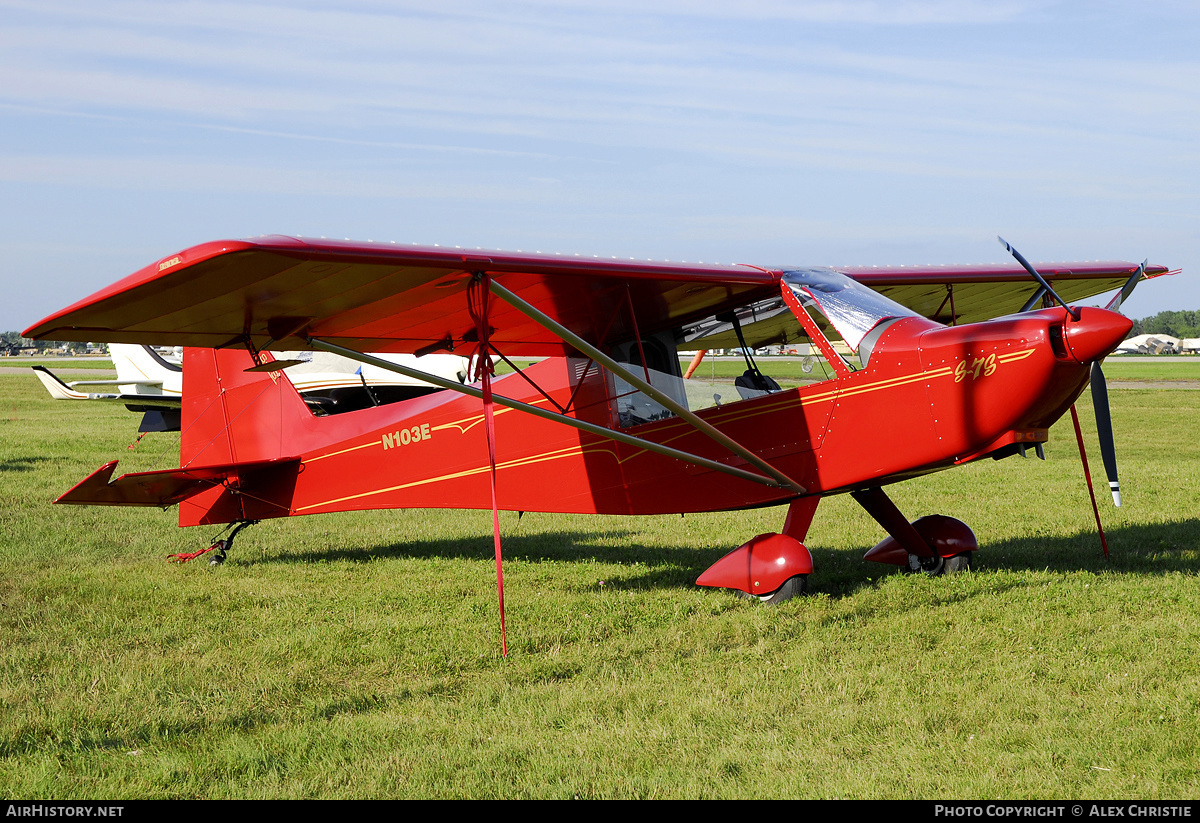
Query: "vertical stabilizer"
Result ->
[[181, 348, 312, 468], [110, 344, 182, 396], [178, 348, 310, 526]]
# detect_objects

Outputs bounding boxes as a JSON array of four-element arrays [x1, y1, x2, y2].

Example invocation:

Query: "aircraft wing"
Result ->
[[838, 262, 1172, 326], [24, 236, 1168, 354]]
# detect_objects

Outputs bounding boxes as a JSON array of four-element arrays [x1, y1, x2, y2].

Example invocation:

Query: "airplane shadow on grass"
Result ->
[[8, 521, 1192, 762], [0, 455, 51, 472], [249, 518, 1200, 601]]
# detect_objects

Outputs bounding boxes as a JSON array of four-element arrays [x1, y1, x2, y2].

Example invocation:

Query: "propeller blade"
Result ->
[[998, 236, 1080, 320], [1090, 361, 1121, 506], [1105, 259, 1147, 313]]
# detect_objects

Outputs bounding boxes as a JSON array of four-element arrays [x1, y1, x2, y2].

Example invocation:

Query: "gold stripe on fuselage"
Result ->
[[295, 349, 1038, 510]]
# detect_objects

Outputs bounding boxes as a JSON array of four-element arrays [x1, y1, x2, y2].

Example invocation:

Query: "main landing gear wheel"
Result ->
[[944, 552, 972, 573], [907, 552, 972, 575], [736, 574, 809, 604]]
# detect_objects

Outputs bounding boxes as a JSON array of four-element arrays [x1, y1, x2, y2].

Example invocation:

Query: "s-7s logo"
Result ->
[[954, 353, 997, 383]]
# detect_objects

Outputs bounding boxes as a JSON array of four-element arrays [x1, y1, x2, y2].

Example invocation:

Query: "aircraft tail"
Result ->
[[53, 348, 312, 525], [110, 343, 181, 395], [181, 347, 313, 467], [176, 347, 313, 525], [32, 366, 87, 400]]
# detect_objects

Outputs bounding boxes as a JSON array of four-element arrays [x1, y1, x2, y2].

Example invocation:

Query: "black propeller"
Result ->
[[1086, 260, 1145, 509], [1090, 361, 1120, 507], [999, 239, 1144, 553], [998, 236, 1080, 320]]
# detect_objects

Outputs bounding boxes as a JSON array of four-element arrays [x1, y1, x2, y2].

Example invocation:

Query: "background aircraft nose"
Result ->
[[1063, 307, 1133, 364]]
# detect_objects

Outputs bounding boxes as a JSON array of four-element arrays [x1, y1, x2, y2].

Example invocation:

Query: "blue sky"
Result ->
[[4, 0, 1197, 333]]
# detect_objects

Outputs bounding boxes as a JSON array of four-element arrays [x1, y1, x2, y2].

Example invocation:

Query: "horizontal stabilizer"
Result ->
[[33, 366, 87, 400], [33, 366, 181, 408], [56, 458, 298, 508]]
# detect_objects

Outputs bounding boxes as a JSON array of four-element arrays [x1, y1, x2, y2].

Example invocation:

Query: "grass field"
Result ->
[[1, 370, 1198, 798], [3, 359, 115, 370]]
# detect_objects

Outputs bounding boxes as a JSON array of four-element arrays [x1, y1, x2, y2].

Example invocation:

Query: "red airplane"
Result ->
[[24, 236, 1170, 610]]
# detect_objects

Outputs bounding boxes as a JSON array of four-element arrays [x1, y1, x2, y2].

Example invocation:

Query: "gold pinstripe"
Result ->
[[296, 348, 1039, 509], [304, 441, 378, 462], [997, 349, 1036, 363], [295, 441, 624, 512]]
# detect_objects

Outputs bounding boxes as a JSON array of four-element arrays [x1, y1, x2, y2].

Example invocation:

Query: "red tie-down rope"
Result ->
[[167, 544, 215, 562], [1071, 405, 1110, 558], [467, 272, 508, 657]]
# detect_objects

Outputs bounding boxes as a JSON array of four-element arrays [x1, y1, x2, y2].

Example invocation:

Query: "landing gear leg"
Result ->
[[853, 487, 977, 572]]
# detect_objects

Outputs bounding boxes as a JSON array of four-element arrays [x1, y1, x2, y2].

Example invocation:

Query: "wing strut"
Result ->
[[467, 272, 508, 658], [486, 279, 807, 494], [305, 338, 790, 490]]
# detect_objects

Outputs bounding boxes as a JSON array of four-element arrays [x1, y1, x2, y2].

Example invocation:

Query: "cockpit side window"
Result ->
[[607, 294, 840, 428]]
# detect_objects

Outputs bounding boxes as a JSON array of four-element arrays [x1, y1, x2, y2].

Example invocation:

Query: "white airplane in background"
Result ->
[[34, 344, 184, 403], [34, 344, 473, 432]]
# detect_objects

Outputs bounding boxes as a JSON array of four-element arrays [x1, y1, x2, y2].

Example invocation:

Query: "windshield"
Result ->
[[781, 268, 921, 351]]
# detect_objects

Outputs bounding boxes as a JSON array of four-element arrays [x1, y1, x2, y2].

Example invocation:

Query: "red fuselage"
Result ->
[[175, 305, 1130, 528]]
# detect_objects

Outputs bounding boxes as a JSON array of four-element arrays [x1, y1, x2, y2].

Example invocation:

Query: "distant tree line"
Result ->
[[1128, 310, 1200, 340]]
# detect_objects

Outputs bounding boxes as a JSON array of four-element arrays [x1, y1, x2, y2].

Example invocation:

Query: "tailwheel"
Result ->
[[736, 574, 809, 605], [210, 520, 256, 566]]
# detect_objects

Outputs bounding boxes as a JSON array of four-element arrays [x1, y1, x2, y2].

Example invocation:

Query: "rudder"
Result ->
[[179, 348, 310, 526]]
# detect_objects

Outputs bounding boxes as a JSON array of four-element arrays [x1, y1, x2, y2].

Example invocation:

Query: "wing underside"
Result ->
[[24, 236, 1167, 355]]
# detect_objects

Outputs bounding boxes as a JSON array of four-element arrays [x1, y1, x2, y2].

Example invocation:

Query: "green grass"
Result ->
[[5, 359, 116, 370], [1102, 358, 1200, 382], [1, 373, 1198, 798]]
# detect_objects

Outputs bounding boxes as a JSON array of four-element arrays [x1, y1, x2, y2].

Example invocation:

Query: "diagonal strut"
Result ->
[[487, 279, 807, 494], [304, 337, 793, 491]]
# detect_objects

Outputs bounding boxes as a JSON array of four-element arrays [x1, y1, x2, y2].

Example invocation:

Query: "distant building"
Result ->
[[1114, 333, 1181, 355]]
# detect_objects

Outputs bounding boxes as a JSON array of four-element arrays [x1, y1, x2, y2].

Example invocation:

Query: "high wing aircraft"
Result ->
[[34, 342, 473, 431], [24, 236, 1171, 615]]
